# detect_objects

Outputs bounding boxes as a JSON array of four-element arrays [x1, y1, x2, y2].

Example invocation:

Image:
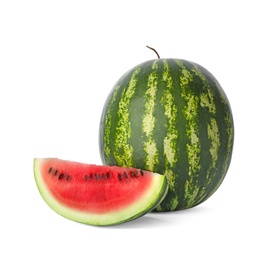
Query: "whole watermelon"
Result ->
[[99, 58, 234, 211]]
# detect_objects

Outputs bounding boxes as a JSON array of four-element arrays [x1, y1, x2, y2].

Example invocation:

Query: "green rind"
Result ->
[[34, 158, 169, 226], [99, 58, 234, 211]]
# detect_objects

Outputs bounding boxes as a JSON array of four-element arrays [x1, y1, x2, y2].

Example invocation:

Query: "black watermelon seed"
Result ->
[[54, 170, 58, 176], [140, 170, 144, 176], [66, 175, 70, 181], [48, 167, 52, 173], [106, 172, 110, 179], [90, 174, 93, 180], [102, 174, 107, 180], [95, 174, 102, 180], [59, 173, 64, 180], [124, 172, 128, 178], [130, 171, 136, 178], [118, 173, 123, 181]]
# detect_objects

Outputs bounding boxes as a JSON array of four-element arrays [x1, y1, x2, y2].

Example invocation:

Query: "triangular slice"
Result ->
[[34, 158, 168, 226]]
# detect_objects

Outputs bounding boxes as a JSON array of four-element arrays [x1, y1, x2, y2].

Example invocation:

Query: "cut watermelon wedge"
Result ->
[[34, 158, 168, 226]]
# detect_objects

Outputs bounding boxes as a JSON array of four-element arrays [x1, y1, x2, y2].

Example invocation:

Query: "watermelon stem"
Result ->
[[146, 45, 160, 59]]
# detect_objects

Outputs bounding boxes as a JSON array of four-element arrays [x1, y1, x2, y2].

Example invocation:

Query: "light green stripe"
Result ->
[[114, 68, 141, 166], [143, 61, 158, 171], [193, 118, 220, 202], [192, 66, 216, 115], [162, 60, 178, 169], [223, 112, 234, 173], [184, 95, 201, 207], [176, 60, 201, 207], [207, 118, 220, 169]]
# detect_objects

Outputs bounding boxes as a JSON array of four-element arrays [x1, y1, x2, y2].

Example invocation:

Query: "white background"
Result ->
[[1, 0, 258, 259]]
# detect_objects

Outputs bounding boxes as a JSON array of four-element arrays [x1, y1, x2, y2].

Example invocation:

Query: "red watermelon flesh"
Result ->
[[34, 158, 168, 226]]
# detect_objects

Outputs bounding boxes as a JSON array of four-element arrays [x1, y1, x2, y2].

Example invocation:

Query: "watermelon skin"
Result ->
[[99, 58, 234, 211], [34, 158, 168, 226]]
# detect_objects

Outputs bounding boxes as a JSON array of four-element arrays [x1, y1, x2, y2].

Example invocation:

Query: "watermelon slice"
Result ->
[[34, 158, 168, 226]]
